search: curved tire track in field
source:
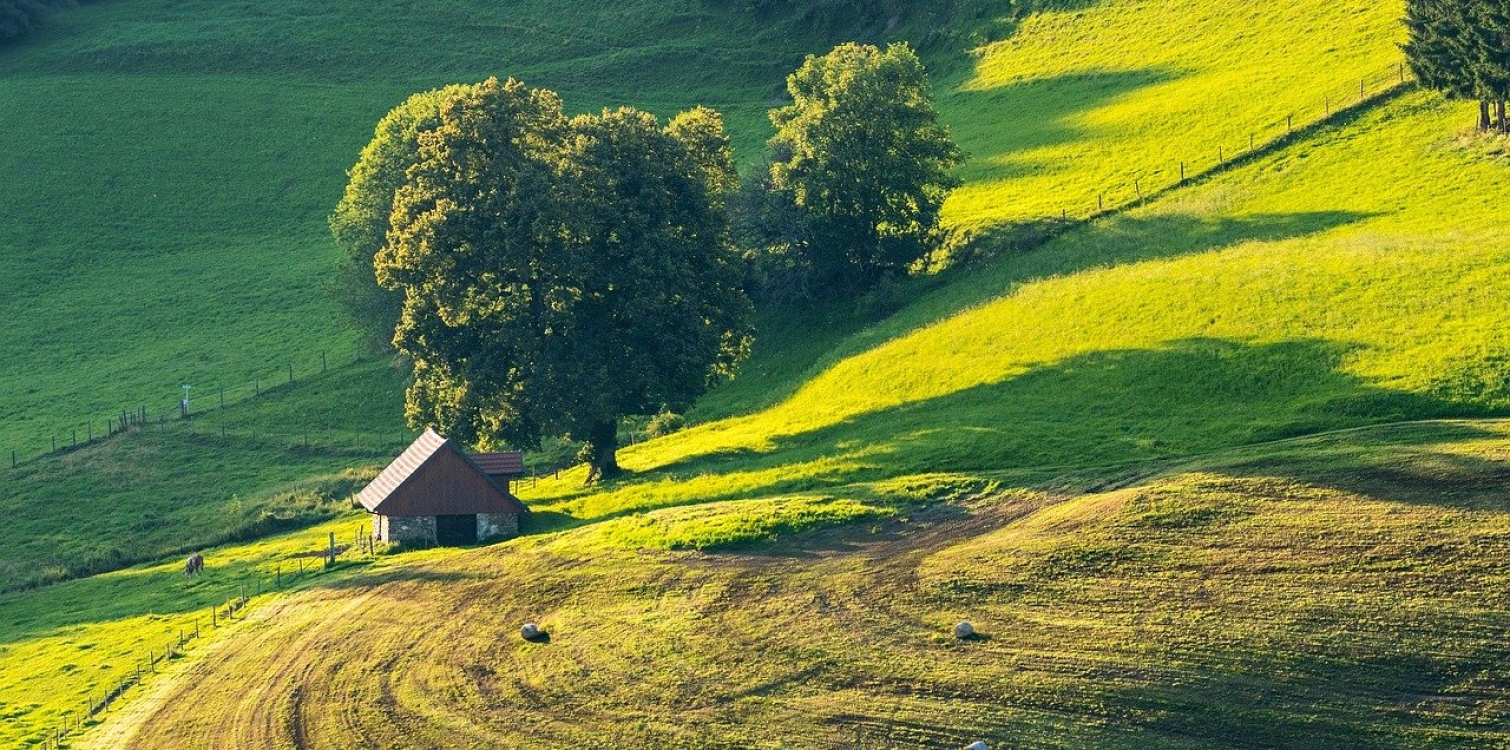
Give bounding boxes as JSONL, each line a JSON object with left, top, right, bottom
{"left": 110, "top": 477, "right": 1510, "bottom": 749}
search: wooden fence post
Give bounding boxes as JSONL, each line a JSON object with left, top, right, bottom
{"left": 287, "top": 363, "right": 294, "bottom": 384}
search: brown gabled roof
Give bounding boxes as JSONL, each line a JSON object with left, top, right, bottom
{"left": 472, "top": 451, "right": 524, "bottom": 476}
{"left": 358, "top": 429, "right": 529, "bottom": 517}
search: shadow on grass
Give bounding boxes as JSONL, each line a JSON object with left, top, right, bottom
{"left": 1210, "top": 420, "right": 1510, "bottom": 512}
{"left": 702, "top": 208, "right": 1376, "bottom": 427}
{"left": 950, "top": 69, "right": 1183, "bottom": 184}
{"left": 601, "top": 337, "right": 1491, "bottom": 522}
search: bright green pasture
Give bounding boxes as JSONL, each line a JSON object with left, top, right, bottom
{"left": 938, "top": 0, "right": 1410, "bottom": 233}
{"left": 531, "top": 92, "right": 1510, "bottom": 523}
{"left": 0, "top": 0, "right": 1416, "bottom": 470}
{"left": 0, "top": 512, "right": 398, "bottom": 750}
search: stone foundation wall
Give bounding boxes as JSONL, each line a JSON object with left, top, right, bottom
{"left": 373, "top": 512, "right": 518, "bottom": 543}
{"left": 478, "top": 512, "right": 519, "bottom": 540}
{"left": 375, "top": 513, "right": 437, "bottom": 543}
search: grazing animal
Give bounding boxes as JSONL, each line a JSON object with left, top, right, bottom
{"left": 184, "top": 553, "right": 204, "bottom": 577}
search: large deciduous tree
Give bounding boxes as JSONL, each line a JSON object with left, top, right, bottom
{"left": 1405, "top": 0, "right": 1510, "bottom": 132}
{"left": 768, "top": 41, "right": 961, "bottom": 289}
{"left": 373, "top": 78, "right": 752, "bottom": 481}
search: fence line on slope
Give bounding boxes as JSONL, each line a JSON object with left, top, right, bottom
{"left": 1048, "top": 61, "right": 1415, "bottom": 226}
{"left": 31, "top": 528, "right": 376, "bottom": 750}
{"left": 3, "top": 348, "right": 368, "bottom": 473}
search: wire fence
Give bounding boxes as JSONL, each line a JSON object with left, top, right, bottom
{"left": 30, "top": 526, "right": 377, "bottom": 750}
{"left": 4, "top": 349, "right": 362, "bottom": 472}
{"left": 1049, "top": 60, "right": 1415, "bottom": 225}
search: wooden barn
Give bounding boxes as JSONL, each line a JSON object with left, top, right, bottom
{"left": 358, "top": 428, "right": 529, "bottom": 545}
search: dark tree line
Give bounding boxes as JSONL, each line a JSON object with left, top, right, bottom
{"left": 0, "top": 0, "right": 72, "bottom": 44}
{"left": 1405, "top": 0, "right": 1510, "bottom": 132}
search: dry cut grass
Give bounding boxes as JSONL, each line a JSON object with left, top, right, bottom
{"left": 93, "top": 420, "right": 1510, "bottom": 749}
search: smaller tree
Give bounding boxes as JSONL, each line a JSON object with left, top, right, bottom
{"left": 768, "top": 42, "right": 961, "bottom": 290}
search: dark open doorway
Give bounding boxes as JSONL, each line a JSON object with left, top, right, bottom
{"left": 436, "top": 514, "right": 478, "bottom": 545}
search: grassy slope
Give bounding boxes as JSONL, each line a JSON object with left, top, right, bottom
{"left": 527, "top": 90, "right": 1510, "bottom": 525}
{"left": 938, "top": 0, "right": 1407, "bottom": 232}
{"left": 93, "top": 420, "right": 1510, "bottom": 749}
{"left": 45, "top": 86, "right": 1510, "bottom": 750}
{"left": 1, "top": 0, "right": 1509, "bottom": 745}
{"left": 0, "top": 0, "right": 821, "bottom": 465}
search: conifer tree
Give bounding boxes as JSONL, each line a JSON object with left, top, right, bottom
{"left": 1405, "top": 0, "right": 1510, "bottom": 132}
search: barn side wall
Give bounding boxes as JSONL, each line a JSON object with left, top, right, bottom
{"left": 478, "top": 512, "right": 519, "bottom": 541}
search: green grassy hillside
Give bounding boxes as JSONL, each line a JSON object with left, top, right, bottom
{"left": 3, "top": 0, "right": 1510, "bottom": 746}
{"left": 0, "top": 0, "right": 832, "bottom": 467}
{"left": 937, "top": 0, "right": 1409, "bottom": 233}
{"left": 0, "top": 0, "right": 1408, "bottom": 468}
{"left": 527, "top": 90, "right": 1510, "bottom": 526}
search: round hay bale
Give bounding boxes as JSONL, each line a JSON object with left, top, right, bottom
{"left": 520, "top": 623, "right": 542, "bottom": 641}
{"left": 964, "top": 742, "right": 989, "bottom": 750}
{"left": 954, "top": 621, "right": 975, "bottom": 639}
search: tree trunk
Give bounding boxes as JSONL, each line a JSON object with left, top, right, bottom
{"left": 584, "top": 419, "right": 621, "bottom": 484}
{"left": 1500, "top": 100, "right": 1508, "bottom": 134}
{"left": 1480, "top": 99, "right": 1492, "bottom": 132}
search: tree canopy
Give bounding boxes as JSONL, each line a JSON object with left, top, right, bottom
{"left": 1404, "top": 0, "right": 1510, "bottom": 132}
{"left": 372, "top": 78, "right": 752, "bottom": 480}
{"left": 330, "top": 85, "right": 471, "bottom": 352}
{"left": 767, "top": 42, "right": 961, "bottom": 290}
